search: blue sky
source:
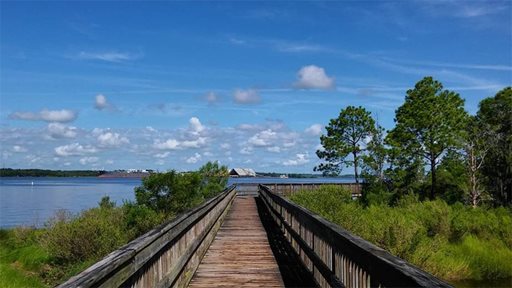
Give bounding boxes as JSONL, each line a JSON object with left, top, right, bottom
{"left": 1, "top": 1, "right": 511, "bottom": 172}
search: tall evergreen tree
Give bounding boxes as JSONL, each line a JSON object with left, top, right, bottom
{"left": 315, "top": 106, "right": 376, "bottom": 183}
{"left": 386, "top": 77, "right": 468, "bottom": 199}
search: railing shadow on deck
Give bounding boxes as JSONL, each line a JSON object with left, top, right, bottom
{"left": 258, "top": 184, "right": 453, "bottom": 288}
{"left": 58, "top": 185, "right": 237, "bottom": 288}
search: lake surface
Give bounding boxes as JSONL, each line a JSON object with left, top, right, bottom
{"left": 0, "top": 177, "right": 355, "bottom": 228}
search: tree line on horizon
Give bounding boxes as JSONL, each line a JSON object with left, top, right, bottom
{"left": 315, "top": 76, "right": 511, "bottom": 207}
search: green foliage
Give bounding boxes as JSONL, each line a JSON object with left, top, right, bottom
{"left": 134, "top": 161, "right": 228, "bottom": 214}
{"left": 0, "top": 161, "right": 228, "bottom": 287}
{"left": 0, "top": 228, "right": 48, "bottom": 287}
{"left": 122, "top": 202, "right": 167, "bottom": 238}
{"left": 290, "top": 187, "right": 512, "bottom": 281}
{"left": 41, "top": 206, "right": 128, "bottom": 264}
{"left": 198, "top": 161, "right": 229, "bottom": 199}
{"left": 434, "top": 151, "right": 467, "bottom": 204}
{"left": 315, "top": 106, "right": 377, "bottom": 182}
{"left": 135, "top": 170, "right": 203, "bottom": 214}
{"left": 386, "top": 76, "right": 468, "bottom": 199}
{"left": 0, "top": 168, "right": 103, "bottom": 177}
{"left": 477, "top": 87, "right": 512, "bottom": 206}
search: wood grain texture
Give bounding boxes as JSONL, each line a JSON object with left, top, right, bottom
{"left": 189, "top": 196, "right": 284, "bottom": 288}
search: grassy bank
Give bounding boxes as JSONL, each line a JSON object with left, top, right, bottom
{"left": 0, "top": 202, "right": 167, "bottom": 287}
{"left": 0, "top": 162, "right": 229, "bottom": 287}
{"left": 289, "top": 186, "right": 512, "bottom": 282}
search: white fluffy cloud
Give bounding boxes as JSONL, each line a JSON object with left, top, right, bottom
{"left": 79, "top": 157, "right": 99, "bottom": 165}
{"left": 294, "top": 65, "right": 335, "bottom": 89}
{"left": 97, "top": 132, "right": 129, "bottom": 147}
{"left": 283, "top": 153, "right": 310, "bottom": 166}
{"left": 267, "top": 146, "right": 281, "bottom": 153}
{"left": 189, "top": 117, "right": 205, "bottom": 134}
{"left": 95, "top": 94, "right": 109, "bottom": 110}
{"left": 153, "top": 139, "right": 180, "bottom": 150}
{"left": 154, "top": 152, "right": 170, "bottom": 158}
{"left": 47, "top": 123, "right": 77, "bottom": 139}
{"left": 305, "top": 124, "right": 323, "bottom": 136}
{"left": 55, "top": 143, "right": 98, "bottom": 156}
{"left": 248, "top": 129, "right": 277, "bottom": 147}
{"left": 10, "top": 109, "right": 77, "bottom": 123}
{"left": 233, "top": 89, "right": 261, "bottom": 104}
{"left": 186, "top": 153, "right": 202, "bottom": 164}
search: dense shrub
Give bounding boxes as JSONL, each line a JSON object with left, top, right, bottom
{"left": 289, "top": 186, "right": 512, "bottom": 281}
{"left": 41, "top": 205, "right": 128, "bottom": 263}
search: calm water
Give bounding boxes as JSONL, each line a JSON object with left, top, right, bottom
{"left": 0, "top": 177, "right": 354, "bottom": 228}
{"left": 0, "top": 177, "right": 141, "bottom": 228}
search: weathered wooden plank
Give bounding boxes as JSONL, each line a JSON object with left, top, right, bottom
{"left": 188, "top": 197, "right": 284, "bottom": 288}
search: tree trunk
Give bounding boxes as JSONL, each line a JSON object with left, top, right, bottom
{"left": 353, "top": 151, "right": 359, "bottom": 184}
{"left": 430, "top": 159, "right": 436, "bottom": 200}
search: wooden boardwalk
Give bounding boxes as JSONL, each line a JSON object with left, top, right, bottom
{"left": 188, "top": 196, "right": 284, "bottom": 287}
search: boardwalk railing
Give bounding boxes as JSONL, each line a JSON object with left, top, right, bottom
{"left": 259, "top": 184, "right": 452, "bottom": 288}
{"left": 234, "top": 183, "right": 362, "bottom": 197}
{"left": 59, "top": 185, "right": 237, "bottom": 288}
{"left": 258, "top": 182, "right": 362, "bottom": 198}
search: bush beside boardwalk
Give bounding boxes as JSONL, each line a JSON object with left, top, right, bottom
{"left": 289, "top": 185, "right": 512, "bottom": 283}
{"left": 0, "top": 162, "right": 228, "bottom": 287}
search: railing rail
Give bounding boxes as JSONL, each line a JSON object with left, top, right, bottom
{"left": 244, "top": 182, "right": 362, "bottom": 198}
{"left": 258, "top": 184, "right": 452, "bottom": 288}
{"left": 59, "top": 185, "right": 237, "bottom": 288}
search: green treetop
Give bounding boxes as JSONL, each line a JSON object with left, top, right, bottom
{"left": 386, "top": 76, "right": 468, "bottom": 200}
{"left": 315, "top": 106, "right": 377, "bottom": 183}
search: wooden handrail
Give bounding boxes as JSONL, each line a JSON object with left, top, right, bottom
{"left": 258, "top": 184, "right": 452, "bottom": 288}
{"left": 59, "top": 185, "right": 237, "bottom": 288}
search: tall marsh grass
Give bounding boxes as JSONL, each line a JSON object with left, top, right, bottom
{"left": 289, "top": 186, "right": 512, "bottom": 281}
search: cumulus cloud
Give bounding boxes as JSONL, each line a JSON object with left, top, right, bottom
{"left": 154, "top": 152, "right": 170, "bottom": 158}
{"left": 189, "top": 117, "right": 205, "bottom": 135}
{"left": 10, "top": 109, "right": 77, "bottom": 123}
{"left": 55, "top": 143, "right": 98, "bottom": 156}
{"left": 186, "top": 153, "right": 202, "bottom": 164}
{"left": 283, "top": 153, "right": 310, "bottom": 166}
{"left": 305, "top": 124, "right": 323, "bottom": 136}
{"left": 153, "top": 137, "right": 207, "bottom": 150}
{"left": 97, "top": 132, "right": 129, "bottom": 147}
{"left": 94, "top": 94, "right": 109, "bottom": 110}
{"left": 79, "top": 157, "right": 99, "bottom": 165}
{"left": 233, "top": 89, "right": 261, "bottom": 104}
{"left": 153, "top": 139, "right": 180, "bottom": 150}
{"left": 181, "top": 137, "right": 207, "bottom": 149}
{"left": 294, "top": 65, "right": 335, "bottom": 89}
{"left": 248, "top": 129, "right": 277, "bottom": 147}
{"left": 146, "top": 126, "right": 157, "bottom": 132}
{"left": 47, "top": 123, "right": 77, "bottom": 139}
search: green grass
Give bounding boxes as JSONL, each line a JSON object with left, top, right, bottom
{"left": 289, "top": 186, "right": 512, "bottom": 282}
{"left": 0, "top": 229, "right": 48, "bottom": 288}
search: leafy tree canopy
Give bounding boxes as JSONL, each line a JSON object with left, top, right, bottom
{"left": 386, "top": 77, "right": 468, "bottom": 199}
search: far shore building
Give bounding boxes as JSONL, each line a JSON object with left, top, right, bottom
{"left": 229, "top": 168, "right": 256, "bottom": 177}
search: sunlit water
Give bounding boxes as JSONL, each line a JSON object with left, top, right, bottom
{"left": 0, "top": 176, "right": 354, "bottom": 228}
